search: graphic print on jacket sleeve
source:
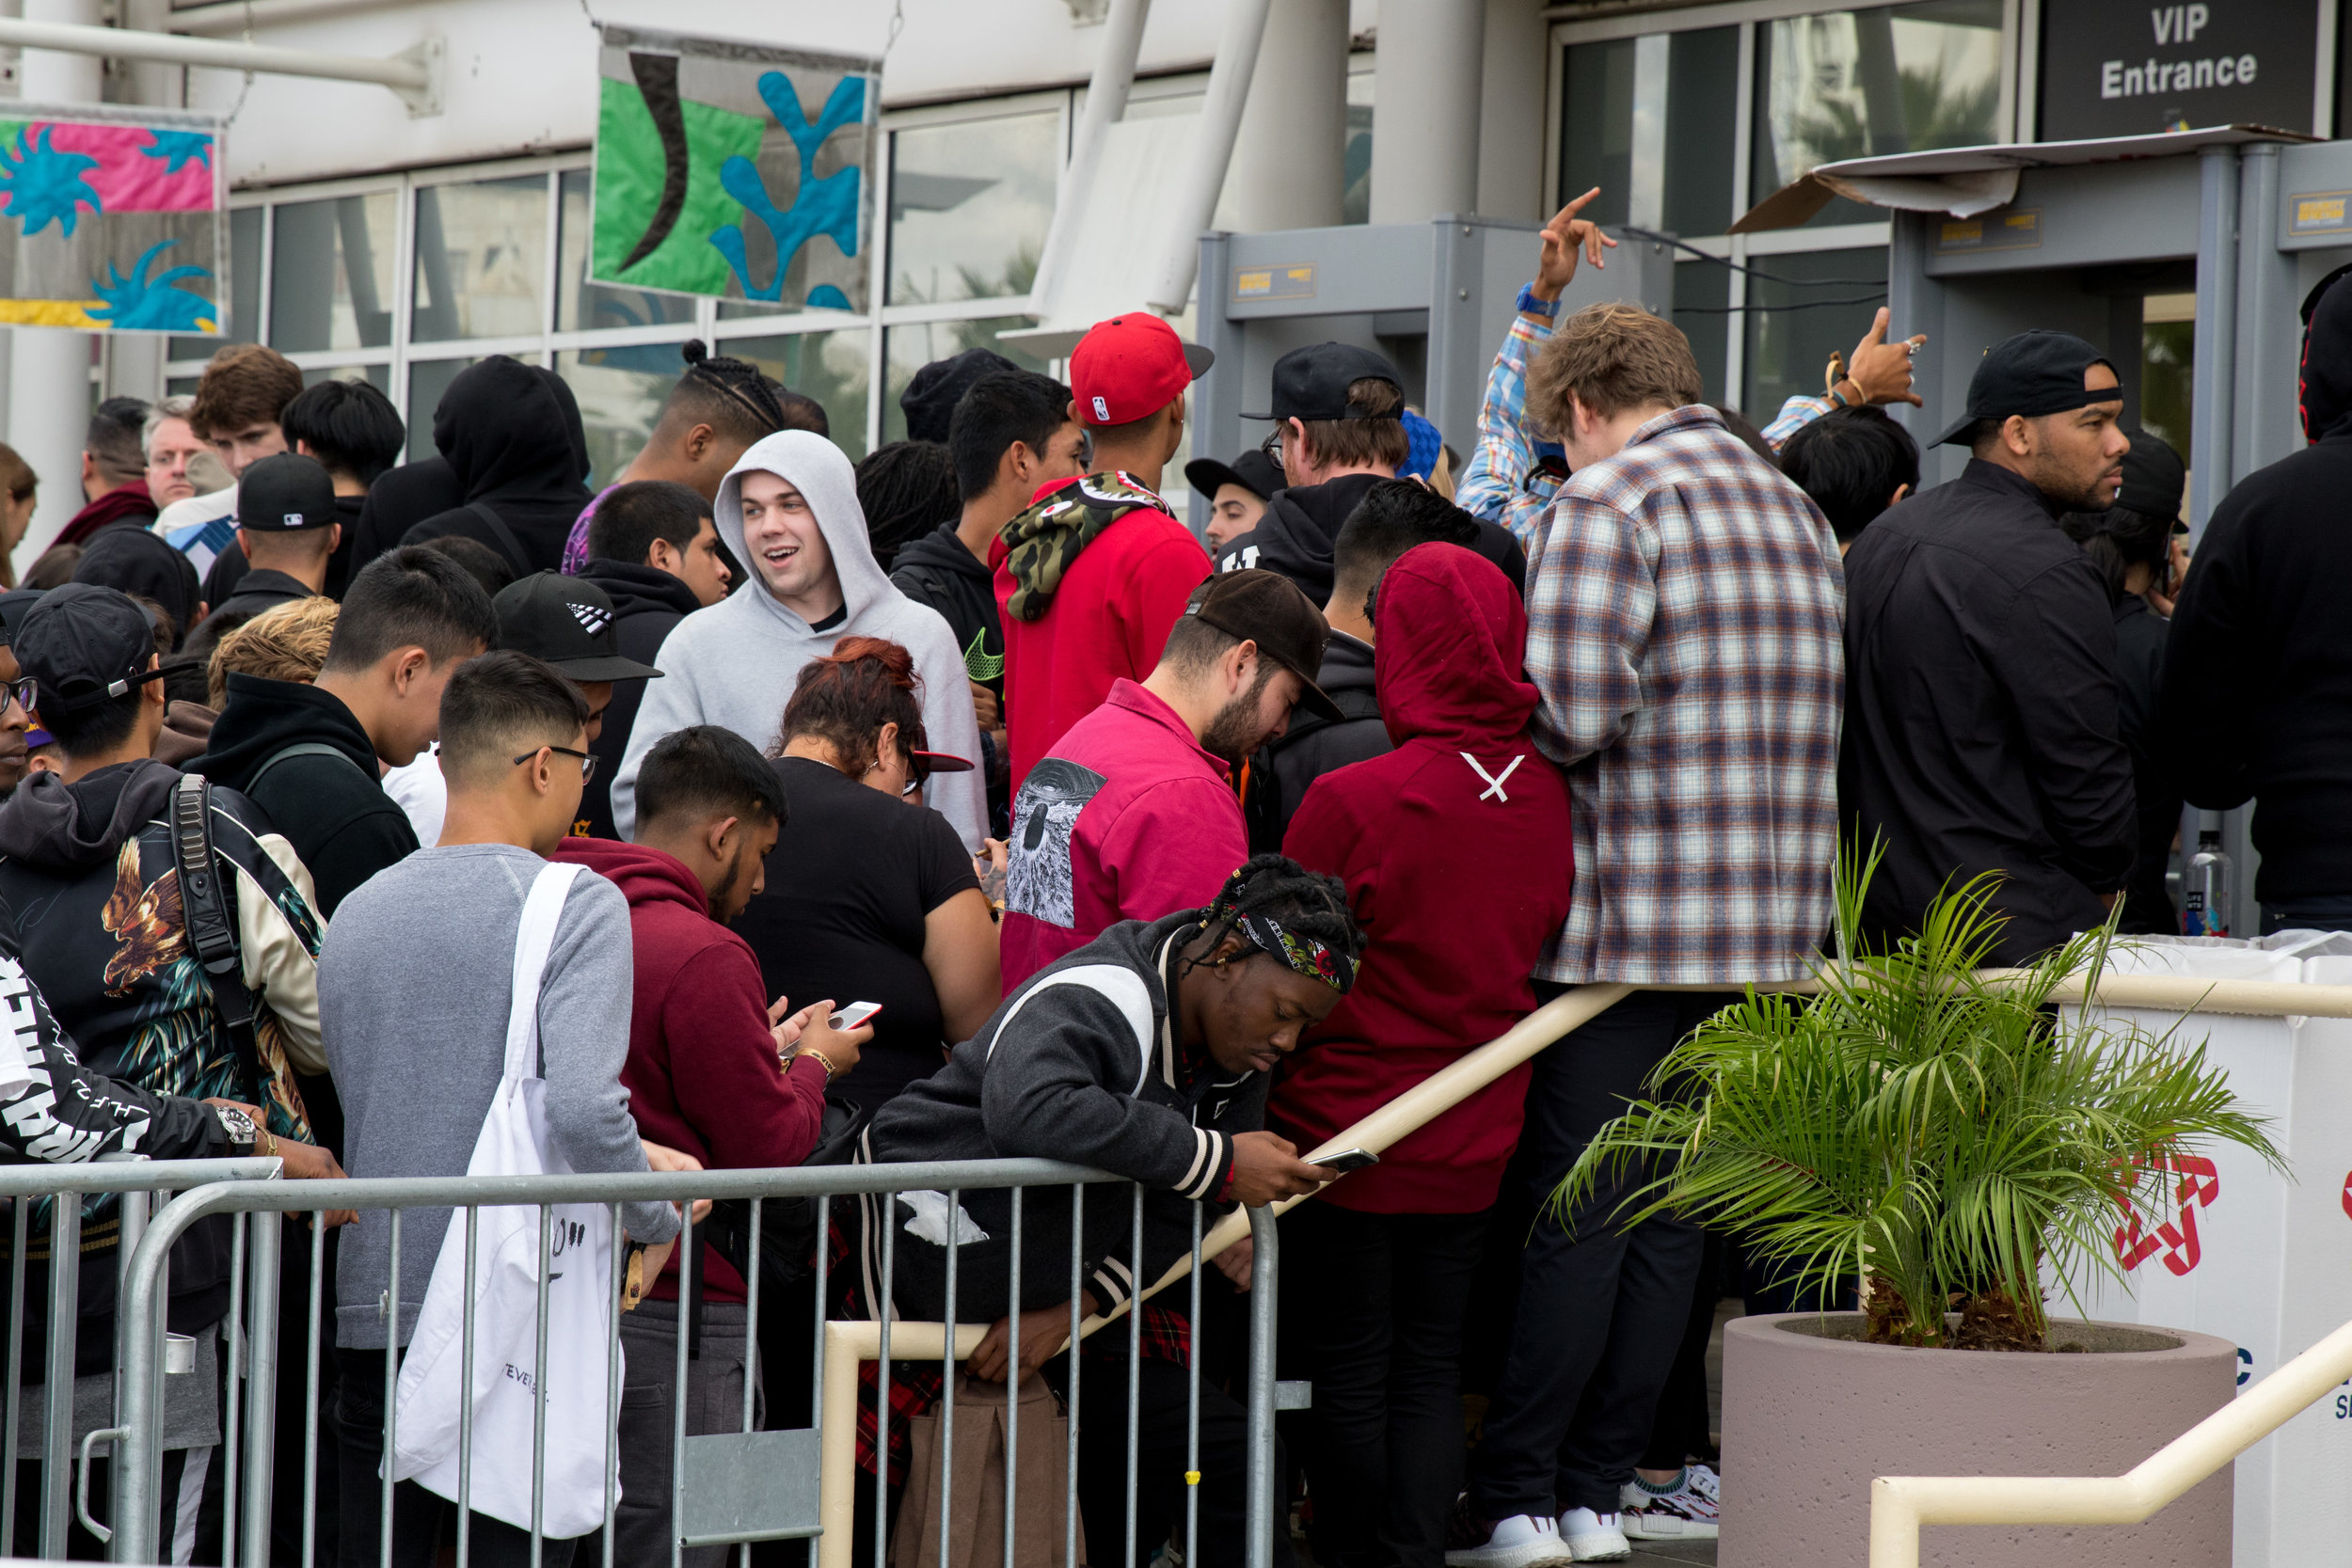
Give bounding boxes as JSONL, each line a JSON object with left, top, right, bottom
{"left": 1005, "top": 758, "right": 1106, "bottom": 930}
{"left": 101, "top": 839, "right": 184, "bottom": 995}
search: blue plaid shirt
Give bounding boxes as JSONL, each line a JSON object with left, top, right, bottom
{"left": 1455, "top": 309, "right": 1563, "bottom": 547}
{"left": 1526, "top": 405, "right": 1847, "bottom": 985}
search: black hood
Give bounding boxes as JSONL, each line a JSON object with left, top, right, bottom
{"left": 356, "top": 456, "right": 467, "bottom": 551}
{"left": 2304, "top": 265, "right": 2352, "bottom": 441}
{"left": 891, "top": 520, "right": 993, "bottom": 586}
{"left": 196, "top": 673, "right": 381, "bottom": 791}
{"left": 433, "top": 357, "right": 594, "bottom": 506}
{"left": 0, "top": 758, "right": 181, "bottom": 873}
{"left": 578, "top": 558, "right": 706, "bottom": 621}
{"left": 1318, "top": 628, "right": 1375, "bottom": 697}
{"left": 1231, "top": 473, "right": 1386, "bottom": 604}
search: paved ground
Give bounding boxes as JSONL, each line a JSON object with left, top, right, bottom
{"left": 1632, "top": 1535, "right": 1719, "bottom": 1564}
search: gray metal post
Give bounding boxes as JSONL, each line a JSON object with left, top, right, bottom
{"left": 241, "top": 1214, "right": 282, "bottom": 1568}
{"left": 2189, "top": 145, "right": 2240, "bottom": 539}
{"left": 42, "top": 1195, "right": 81, "bottom": 1560}
{"left": 1426, "top": 217, "right": 1483, "bottom": 453}
{"left": 2232, "top": 143, "right": 2298, "bottom": 483}
{"left": 1883, "top": 210, "right": 1947, "bottom": 485}
{"left": 1244, "top": 1206, "right": 1280, "bottom": 1568}
{"left": 1193, "top": 229, "right": 1243, "bottom": 522}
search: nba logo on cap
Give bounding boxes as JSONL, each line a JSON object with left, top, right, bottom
{"left": 1092, "top": 395, "right": 1109, "bottom": 420}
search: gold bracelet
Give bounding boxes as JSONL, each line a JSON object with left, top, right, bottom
{"left": 801, "top": 1048, "right": 838, "bottom": 1084}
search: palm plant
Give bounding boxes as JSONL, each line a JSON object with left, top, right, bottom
{"left": 1559, "top": 841, "right": 2280, "bottom": 1351}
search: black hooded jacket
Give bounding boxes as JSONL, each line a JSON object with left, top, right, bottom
{"left": 2158, "top": 274, "right": 2352, "bottom": 907}
{"left": 350, "top": 457, "right": 467, "bottom": 581}
{"left": 1214, "top": 472, "right": 1528, "bottom": 602}
{"left": 891, "top": 520, "right": 1011, "bottom": 832}
{"left": 196, "top": 673, "right": 419, "bottom": 920}
{"left": 399, "top": 358, "right": 594, "bottom": 576}
{"left": 574, "top": 558, "right": 705, "bottom": 840}
{"left": 1245, "top": 630, "right": 1387, "bottom": 854}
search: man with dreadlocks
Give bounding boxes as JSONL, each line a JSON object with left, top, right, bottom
{"left": 869, "top": 853, "right": 1362, "bottom": 1568}
{"left": 559, "top": 340, "right": 811, "bottom": 575}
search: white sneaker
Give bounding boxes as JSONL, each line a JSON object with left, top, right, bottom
{"left": 1559, "top": 1508, "right": 1631, "bottom": 1561}
{"left": 1618, "top": 1467, "right": 1721, "bottom": 1541}
{"left": 1443, "top": 1513, "right": 1576, "bottom": 1568}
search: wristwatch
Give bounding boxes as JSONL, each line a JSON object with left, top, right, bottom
{"left": 1515, "top": 282, "right": 1558, "bottom": 319}
{"left": 213, "top": 1102, "right": 258, "bottom": 1156}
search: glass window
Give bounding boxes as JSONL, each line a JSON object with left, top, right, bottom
{"left": 1752, "top": 0, "right": 2004, "bottom": 229}
{"left": 1673, "top": 259, "right": 1731, "bottom": 405}
{"left": 173, "top": 206, "right": 263, "bottom": 359}
{"left": 1664, "top": 29, "right": 1740, "bottom": 239}
{"left": 1558, "top": 39, "right": 1635, "bottom": 227}
{"left": 304, "top": 364, "right": 391, "bottom": 393}
{"left": 270, "top": 192, "right": 397, "bottom": 353}
{"left": 556, "top": 170, "right": 697, "bottom": 336}
{"left": 1742, "top": 247, "right": 1888, "bottom": 416}
{"left": 880, "top": 320, "right": 1055, "bottom": 448}
{"left": 412, "top": 176, "right": 550, "bottom": 343}
{"left": 887, "top": 109, "right": 1059, "bottom": 307}
{"left": 2140, "top": 293, "right": 2194, "bottom": 455}
{"left": 405, "top": 356, "right": 479, "bottom": 461}
{"left": 721, "top": 331, "right": 872, "bottom": 462}
{"left": 554, "top": 345, "right": 688, "bottom": 490}
{"left": 1343, "top": 68, "right": 1374, "bottom": 227}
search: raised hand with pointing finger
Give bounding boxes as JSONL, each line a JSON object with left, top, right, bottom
{"left": 1532, "top": 186, "right": 1620, "bottom": 306}
{"left": 1835, "top": 306, "right": 1929, "bottom": 407}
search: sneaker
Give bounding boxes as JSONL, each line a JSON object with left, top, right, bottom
{"left": 1617, "top": 1468, "right": 1721, "bottom": 1542}
{"left": 1558, "top": 1508, "right": 1631, "bottom": 1561}
{"left": 1442, "top": 1509, "right": 1576, "bottom": 1568}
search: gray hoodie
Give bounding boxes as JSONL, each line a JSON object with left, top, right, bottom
{"left": 608, "top": 431, "right": 987, "bottom": 850}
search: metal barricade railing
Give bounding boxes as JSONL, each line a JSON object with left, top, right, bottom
{"left": 110, "top": 1159, "right": 1282, "bottom": 1568}
{"left": 0, "top": 1157, "right": 281, "bottom": 1562}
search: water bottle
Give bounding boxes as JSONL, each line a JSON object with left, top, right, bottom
{"left": 2183, "top": 830, "right": 2233, "bottom": 937}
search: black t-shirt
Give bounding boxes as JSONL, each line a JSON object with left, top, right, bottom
{"left": 733, "top": 757, "right": 981, "bottom": 1110}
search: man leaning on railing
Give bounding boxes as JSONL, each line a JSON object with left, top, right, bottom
{"left": 862, "top": 854, "right": 1364, "bottom": 1568}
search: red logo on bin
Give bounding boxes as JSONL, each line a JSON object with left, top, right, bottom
{"left": 2114, "top": 1154, "right": 2218, "bottom": 1276}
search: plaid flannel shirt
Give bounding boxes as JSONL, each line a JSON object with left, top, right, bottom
{"left": 1527, "top": 404, "right": 1846, "bottom": 985}
{"left": 1760, "top": 392, "right": 1836, "bottom": 451}
{"left": 1454, "top": 304, "right": 1562, "bottom": 547}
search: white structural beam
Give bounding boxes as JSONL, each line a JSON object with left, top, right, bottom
{"left": 0, "top": 16, "right": 441, "bottom": 115}
{"left": 1231, "top": 0, "right": 1348, "bottom": 233}
{"left": 1026, "top": 0, "right": 1152, "bottom": 318}
{"left": 1144, "top": 0, "right": 1277, "bottom": 312}
{"left": 1371, "top": 0, "right": 1485, "bottom": 223}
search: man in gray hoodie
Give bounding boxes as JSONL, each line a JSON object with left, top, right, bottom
{"left": 608, "top": 429, "right": 987, "bottom": 849}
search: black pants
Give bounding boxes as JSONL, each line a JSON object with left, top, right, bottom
{"left": 334, "top": 1346, "right": 578, "bottom": 1568}
{"left": 1639, "top": 1230, "right": 1724, "bottom": 1470}
{"left": 1467, "top": 987, "right": 1721, "bottom": 1520}
{"left": 1282, "top": 1202, "right": 1486, "bottom": 1568}
{"left": 275, "top": 1219, "right": 341, "bottom": 1568}
{"left": 1053, "top": 1355, "right": 1294, "bottom": 1568}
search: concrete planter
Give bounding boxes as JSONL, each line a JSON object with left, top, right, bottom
{"left": 1719, "top": 1312, "right": 2238, "bottom": 1568}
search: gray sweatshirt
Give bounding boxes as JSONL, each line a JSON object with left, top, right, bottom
{"left": 320, "top": 843, "right": 678, "bottom": 1348}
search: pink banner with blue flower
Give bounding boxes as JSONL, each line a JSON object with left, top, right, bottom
{"left": 0, "top": 104, "right": 226, "bottom": 333}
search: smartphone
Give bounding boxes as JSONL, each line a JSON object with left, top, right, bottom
{"left": 1307, "top": 1148, "right": 1379, "bottom": 1174}
{"left": 829, "top": 1001, "right": 882, "bottom": 1031}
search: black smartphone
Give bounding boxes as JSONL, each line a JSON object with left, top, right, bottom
{"left": 1307, "top": 1148, "right": 1379, "bottom": 1174}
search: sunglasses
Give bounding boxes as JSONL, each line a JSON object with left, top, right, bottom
{"left": 0, "top": 677, "right": 34, "bottom": 717}
{"left": 515, "top": 744, "right": 597, "bottom": 784}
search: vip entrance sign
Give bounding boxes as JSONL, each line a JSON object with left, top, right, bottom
{"left": 2039, "top": 0, "right": 2322, "bottom": 141}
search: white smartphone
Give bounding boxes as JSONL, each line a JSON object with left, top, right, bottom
{"left": 830, "top": 1001, "right": 882, "bottom": 1031}
{"left": 1307, "top": 1147, "right": 1379, "bottom": 1174}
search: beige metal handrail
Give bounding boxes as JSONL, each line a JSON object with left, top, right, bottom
{"left": 1870, "top": 1315, "right": 2352, "bottom": 1567}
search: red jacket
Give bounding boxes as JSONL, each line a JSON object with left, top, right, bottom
{"left": 993, "top": 474, "right": 1211, "bottom": 793}
{"left": 552, "top": 837, "right": 828, "bottom": 1300}
{"left": 1273, "top": 544, "right": 1574, "bottom": 1214}
{"left": 998, "top": 679, "right": 1248, "bottom": 991}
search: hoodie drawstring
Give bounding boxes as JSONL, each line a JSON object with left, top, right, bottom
{"left": 1461, "top": 752, "right": 1524, "bottom": 803}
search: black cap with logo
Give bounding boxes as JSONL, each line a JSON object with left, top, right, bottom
{"left": 1933, "top": 330, "right": 2119, "bottom": 446}
{"left": 237, "top": 451, "right": 340, "bottom": 531}
{"left": 13, "top": 583, "right": 166, "bottom": 713}
{"left": 493, "top": 572, "right": 663, "bottom": 683}
{"left": 1244, "top": 342, "right": 1403, "bottom": 423}
{"left": 1184, "top": 448, "right": 1283, "bottom": 505}
{"left": 1184, "top": 569, "right": 1340, "bottom": 720}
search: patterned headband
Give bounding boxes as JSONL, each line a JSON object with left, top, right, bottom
{"left": 1203, "top": 875, "right": 1357, "bottom": 994}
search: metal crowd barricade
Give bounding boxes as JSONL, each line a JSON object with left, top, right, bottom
{"left": 110, "top": 1159, "right": 1287, "bottom": 1568}
{"left": 0, "top": 1157, "right": 280, "bottom": 1561}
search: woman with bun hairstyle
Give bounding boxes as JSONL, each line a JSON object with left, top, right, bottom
{"left": 732, "top": 635, "right": 1002, "bottom": 1109}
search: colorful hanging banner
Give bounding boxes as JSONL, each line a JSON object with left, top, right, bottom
{"left": 589, "top": 25, "right": 878, "bottom": 311}
{"left": 0, "top": 103, "right": 226, "bottom": 334}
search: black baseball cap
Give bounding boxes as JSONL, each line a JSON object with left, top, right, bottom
{"left": 0, "top": 588, "right": 44, "bottom": 648}
{"left": 1184, "top": 569, "right": 1340, "bottom": 721}
{"left": 237, "top": 452, "right": 339, "bottom": 531}
{"left": 13, "top": 583, "right": 166, "bottom": 713}
{"left": 1184, "top": 448, "right": 1282, "bottom": 504}
{"left": 2115, "top": 428, "right": 2187, "bottom": 530}
{"left": 1244, "top": 343, "right": 1402, "bottom": 423}
{"left": 493, "top": 572, "right": 663, "bottom": 682}
{"left": 1933, "top": 330, "right": 2120, "bottom": 446}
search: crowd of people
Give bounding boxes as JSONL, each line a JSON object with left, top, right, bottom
{"left": 0, "top": 176, "right": 2310, "bottom": 1568}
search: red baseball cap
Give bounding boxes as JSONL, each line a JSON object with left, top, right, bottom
{"left": 1070, "top": 313, "right": 1215, "bottom": 428}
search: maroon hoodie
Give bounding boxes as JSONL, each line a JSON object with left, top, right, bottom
{"left": 553, "top": 836, "right": 828, "bottom": 1300}
{"left": 1271, "top": 543, "right": 1574, "bottom": 1214}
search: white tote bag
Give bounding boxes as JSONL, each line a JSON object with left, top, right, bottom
{"left": 389, "top": 861, "right": 625, "bottom": 1537}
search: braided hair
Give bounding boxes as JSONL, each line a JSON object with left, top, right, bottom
{"left": 1185, "top": 853, "right": 1366, "bottom": 990}
{"left": 854, "top": 440, "right": 960, "bottom": 572}
{"left": 661, "top": 341, "right": 805, "bottom": 446}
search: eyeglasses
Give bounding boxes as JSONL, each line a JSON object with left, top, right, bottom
{"left": 515, "top": 745, "right": 597, "bottom": 784}
{"left": 1257, "top": 426, "right": 1285, "bottom": 463}
{"left": 0, "top": 677, "right": 35, "bottom": 717}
